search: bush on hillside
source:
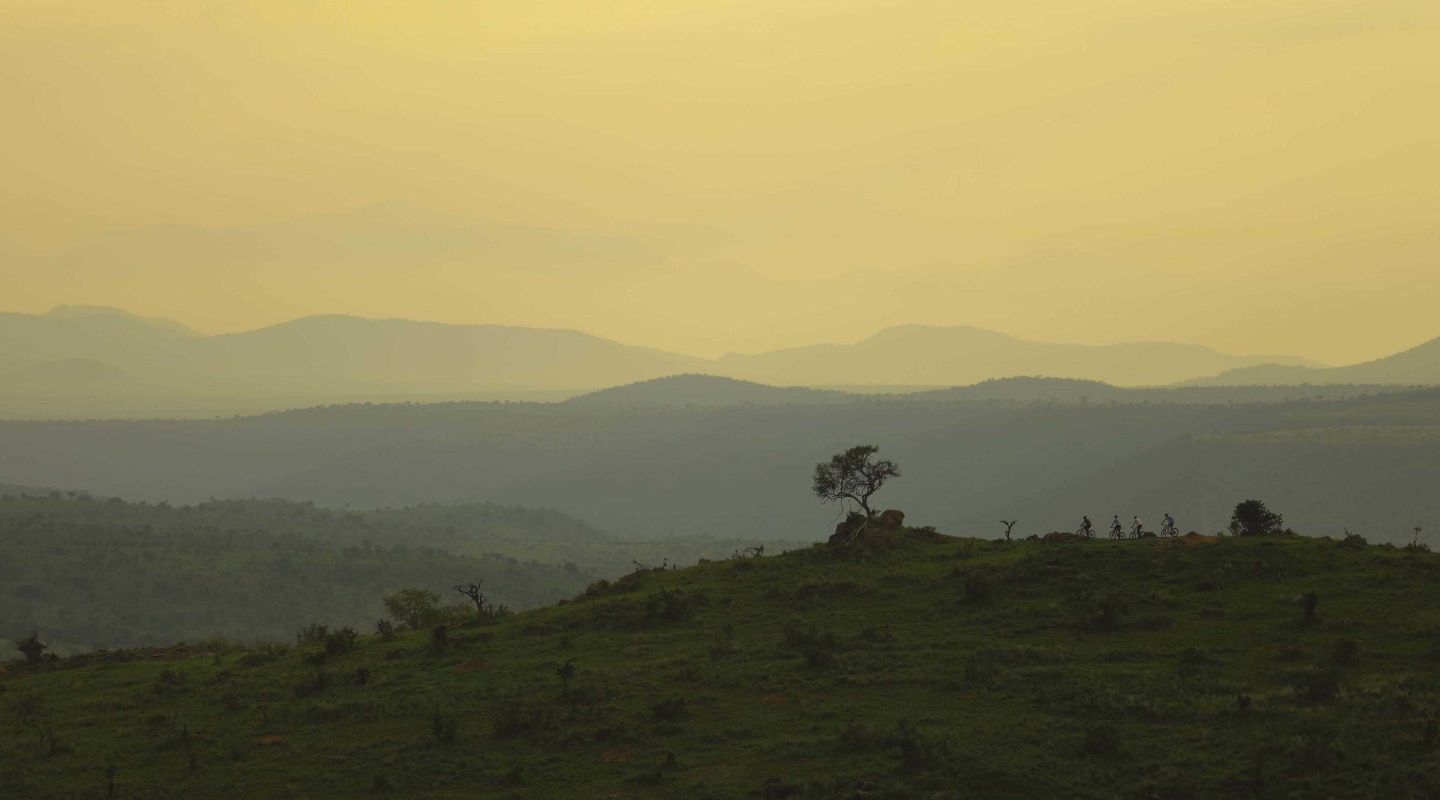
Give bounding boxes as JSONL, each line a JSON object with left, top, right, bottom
{"left": 1229, "top": 499, "right": 1286, "bottom": 536}
{"left": 383, "top": 588, "right": 444, "bottom": 629}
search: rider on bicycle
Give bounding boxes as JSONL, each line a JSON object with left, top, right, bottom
{"left": 1110, "top": 515, "right": 1123, "bottom": 537}
{"left": 1131, "top": 516, "right": 1144, "bottom": 537}
{"left": 1163, "top": 513, "right": 1176, "bottom": 534}
{"left": 1080, "top": 516, "right": 1093, "bottom": 536}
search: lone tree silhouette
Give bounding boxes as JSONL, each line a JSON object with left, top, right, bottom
{"left": 1229, "top": 499, "right": 1285, "bottom": 536}
{"left": 454, "top": 582, "right": 491, "bottom": 617}
{"left": 813, "top": 445, "right": 901, "bottom": 527}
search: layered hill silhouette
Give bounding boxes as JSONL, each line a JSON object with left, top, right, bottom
{"left": 715, "top": 323, "right": 1320, "bottom": 387}
{"left": 0, "top": 306, "right": 1357, "bottom": 417}
{"left": 1188, "top": 335, "right": 1440, "bottom": 386}
{"left": 569, "top": 374, "right": 854, "bottom": 406}
{"left": 2, "top": 385, "right": 1434, "bottom": 542}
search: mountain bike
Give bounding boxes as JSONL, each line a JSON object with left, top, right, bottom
{"left": 1160, "top": 521, "right": 1179, "bottom": 537}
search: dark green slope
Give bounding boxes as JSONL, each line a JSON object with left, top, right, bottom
{"left": 4, "top": 531, "right": 1440, "bottom": 799}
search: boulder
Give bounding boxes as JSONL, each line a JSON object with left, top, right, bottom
{"left": 877, "top": 509, "right": 906, "bottom": 529}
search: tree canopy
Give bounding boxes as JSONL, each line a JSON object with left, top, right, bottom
{"left": 812, "top": 445, "right": 901, "bottom": 518}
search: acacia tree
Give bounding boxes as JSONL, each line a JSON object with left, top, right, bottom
{"left": 812, "top": 445, "right": 901, "bottom": 522}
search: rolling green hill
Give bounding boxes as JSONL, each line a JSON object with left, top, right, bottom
{"left": 4, "top": 529, "right": 1438, "bottom": 798}
{"left": 0, "top": 493, "right": 809, "bottom": 655}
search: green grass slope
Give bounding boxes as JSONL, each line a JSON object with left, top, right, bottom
{"left": 4, "top": 532, "right": 1440, "bottom": 799}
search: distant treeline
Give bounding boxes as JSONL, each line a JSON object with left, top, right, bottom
{"left": 0, "top": 493, "right": 801, "bottom": 654}
{"left": 1, "top": 386, "right": 1436, "bottom": 542}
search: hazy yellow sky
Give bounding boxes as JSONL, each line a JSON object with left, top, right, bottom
{"left": 2, "top": 0, "right": 1437, "bottom": 362}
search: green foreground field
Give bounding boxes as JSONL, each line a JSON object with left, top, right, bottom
{"left": 4, "top": 531, "right": 1440, "bottom": 799}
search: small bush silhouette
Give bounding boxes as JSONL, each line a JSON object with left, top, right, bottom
{"left": 375, "top": 619, "right": 396, "bottom": 641}
{"left": 1229, "top": 499, "right": 1285, "bottom": 536}
{"left": 16, "top": 632, "right": 48, "bottom": 665}
{"left": 324, "top": 627, "right": 359, "bottom": 656}
{"left": 383, "top": 588, "right": 444, "bottom": 630}
{"left": 296, "top": 623, "right": 329, "bottom": 646}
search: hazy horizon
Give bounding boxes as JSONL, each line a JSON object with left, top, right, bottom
{"left": 4, "top": 1, "right": 1439, "bottom": 364}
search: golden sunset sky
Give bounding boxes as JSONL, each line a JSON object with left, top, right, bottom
{"left": 2, "top": 0, "right": 1437, "bottom": 362}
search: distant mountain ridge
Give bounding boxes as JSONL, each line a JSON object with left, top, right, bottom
{"left": 1187, "top": 335, "right": 1440, "bottom": 386}
{"left": 569, "top": 374, "right": 854, "bottom": 406}
{"left": 2, "top": 305, "right": 1425, "bottom": 418}
{"left": 715, "top": 324, "right": 1320, "bottom": 387}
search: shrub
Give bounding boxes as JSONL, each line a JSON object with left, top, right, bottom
{"left": 644, "top": 588, "right": 697, "bottom": 623}
{"left": 375, "top": 619, "right": 396, "bottom": 641}
{"left": 1229, "top": 499, "right": 1285, "bottom": 536}
{"left": 383, "top": 588, "right": 444, "bottom": 629}
{"left": 429, "top": 626, "right": 449, "bottom": 653}
{"left": 324, "top": 627, "right": 359, "bottom": 656}
{"left": 296, "top": 624, "right": 329, "bottom": 646}
{"left": 15, "top": 633, "right": 48, "bottom": 665}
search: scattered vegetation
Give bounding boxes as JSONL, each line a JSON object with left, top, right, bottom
{"left": 5, "top": 528, "right": 1440, "bottom": 798}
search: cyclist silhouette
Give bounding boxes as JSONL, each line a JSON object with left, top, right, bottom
{"left": 1110, "top": 516, "right": 1123, "bottom": 538}
{"left": 1131, "top": 516, "right": 1144, "bottom": 537}
{"left": 1078, "top": 516, "right": 1094, "bottom": 536}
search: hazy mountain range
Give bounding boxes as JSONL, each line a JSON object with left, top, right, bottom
{"left": 4, "top": 304, "right": 1405, "bottom": 418}
{"left": 1185, "top": 336, "right": 1440, "bottom": 387}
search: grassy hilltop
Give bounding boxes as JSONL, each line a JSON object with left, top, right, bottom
{"left": 4, "top": 530, "right": 1440, "bottom": 799}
